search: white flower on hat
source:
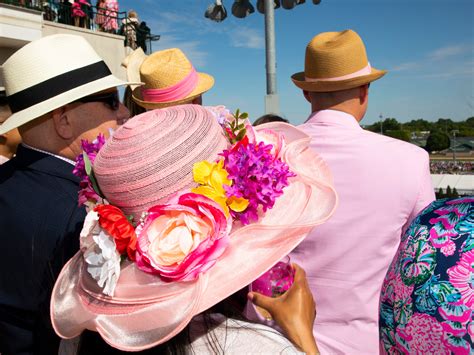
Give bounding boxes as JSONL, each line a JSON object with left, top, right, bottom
{"left": 80, "top": 211, "right": 121, "bottom": 296}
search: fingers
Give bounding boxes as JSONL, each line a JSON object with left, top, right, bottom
{"left": 291, "top": 263, "right": 306, "bottom": 282}
{"left": 248, "top": 291, "right": 275, "bottom": 312}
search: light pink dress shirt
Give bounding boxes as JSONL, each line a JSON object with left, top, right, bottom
{"left": 291, "top": 110, "right": 435, "bottom": 354}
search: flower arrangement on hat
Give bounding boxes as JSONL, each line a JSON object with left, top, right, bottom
{"left": 73, "top": 106, "right": 296, "bottom": 296}
{"left": 52, "top": 104, "right": 337, "bottom": 351}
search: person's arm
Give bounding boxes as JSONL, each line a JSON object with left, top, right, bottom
{"left": 404, "top": 151, "right": 435, "bottom": 232}
{"left": 248, "top": 264, "right": 319, "bottom": 355}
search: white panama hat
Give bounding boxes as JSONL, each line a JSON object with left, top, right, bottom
{"left": 0, "top": 34, "right": 140, "bottom": 135}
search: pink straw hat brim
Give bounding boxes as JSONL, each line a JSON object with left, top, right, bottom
{"left": 51, "top": 123, "right": 338, "bottom": 351}
{"left": 132, "top": 72, "right": 214, "bottom": 109}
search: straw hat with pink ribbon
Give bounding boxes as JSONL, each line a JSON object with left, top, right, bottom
{"left": 132, "top": 48, "right": 214, "bottom": 109}
{"left": 292, "top": 29, "right": 386, "bottom": 92}
{"left": 50, "top": 104, "right": 338, "bottom": 351}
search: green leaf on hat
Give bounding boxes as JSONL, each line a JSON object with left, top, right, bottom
{"left": 83, "top": 152, "right": 92, "bottom": 176}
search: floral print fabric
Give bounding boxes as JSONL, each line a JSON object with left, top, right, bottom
{"left": 380, "top": 197, "right": 474, "bottom": 354}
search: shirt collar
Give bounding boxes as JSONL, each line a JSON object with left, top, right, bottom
{"left": 21, "top": 143, "right": 76, "bottom": 166}
{"left": 305, "top": 109, "right": 362, "bottom": 130}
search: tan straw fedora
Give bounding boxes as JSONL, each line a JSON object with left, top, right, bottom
{"left": 132, "top": 48, "right": 214, "bottom": 109}
{"left": 292, "top": 29, "right": 386, "bottom": 92}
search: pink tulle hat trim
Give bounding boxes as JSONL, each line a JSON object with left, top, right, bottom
{"left": 51, "top": 105, "right": 339, "bottom": 351}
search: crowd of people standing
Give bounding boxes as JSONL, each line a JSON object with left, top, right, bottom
{"left": 430, "top": 160, "right": 473, "bottom": 174}
{"left": 40, "top": 0, "right": 120, "bottom": 33}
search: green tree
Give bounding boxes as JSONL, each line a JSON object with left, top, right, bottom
{"left": 403, "top": 119, "right": 433, "bottom": 132}
{"left": 436, "top": 118, "right": 455, "bottom": 133}
{"left": 452, "top": 187, "right": 459, "bottom": 198}
{"left": 465, "top": 117, "right": 474, "bottom": 127}
{"left": 425, "top": 131, "right": 450, "bottom": 152}
{"left": 383, "top": 118, "right": 401, "bottom": 131}
{"left": 436, "top": 188, "right": 445, "bottom": 199}
{"left": 385, "top": 130, "right": 411, "bottom": 142}
{"left": 446, "top": 185, "right": 452, "bottom": 197}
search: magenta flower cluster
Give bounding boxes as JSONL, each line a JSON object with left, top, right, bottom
{"left": 73, "top": 134, "right": 106, "bottom": 206}
{"left": 73, "top": 134, "right": 106, "bottom": 179}
{"left": 221, "top": 141, "right": 295, "bottom": 224}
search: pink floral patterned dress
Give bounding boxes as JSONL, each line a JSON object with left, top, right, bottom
{"left": 380, "top": 197, "right": 474, "bottom": 354}
{"left": 102, "top": 0, "right": 118, "bottom": 32}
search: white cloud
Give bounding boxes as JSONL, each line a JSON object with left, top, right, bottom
{"left": 428, "top": 44, "right": 472, "bottom": 61}
{"left": 229, "top": 27, "right": 264, "bottom": 49}
{"left": 143, "top": 8, "right": 264, "bottom": 52}
{"left": 420, "top": 61, "right": 474, "bottom": 79}
{"left": 389, "top": 43, "right": 473, "bottom": 77}
{"left": 390, "top": 61, "right": 419, "bottom": 72}
{"left": 153, "top": 34, "right": 208, "bottom": 68}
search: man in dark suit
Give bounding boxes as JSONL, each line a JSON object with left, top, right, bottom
{"left": 0, "top": 34, "right": 132, "bottom": 354}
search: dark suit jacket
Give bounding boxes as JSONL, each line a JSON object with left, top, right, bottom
{"left": 0, "top": 145, "right": 86, "bottom": 355}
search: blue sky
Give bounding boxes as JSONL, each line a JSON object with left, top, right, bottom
{"left": 120, "top": 0, "right": 473, "bottom": 125}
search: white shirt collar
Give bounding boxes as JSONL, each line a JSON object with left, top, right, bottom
{"left": 0, "top": 155, "right": 9, "bottom": 165}
{"left": 21, "top": 143, "right": 76, "bottom": 166}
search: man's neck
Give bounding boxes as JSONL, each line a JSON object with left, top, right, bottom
{"left": 312, "top": 106, "right": 362, "bottom": 122}
{"left": 0, "top": 147, "right": 14, "bottom": 160}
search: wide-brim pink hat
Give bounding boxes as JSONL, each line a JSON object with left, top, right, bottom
{"left": 51, "top": 105, "right": 338, "bottom": 351}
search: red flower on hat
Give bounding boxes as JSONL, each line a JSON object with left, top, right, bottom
{"left": 95, "top": 205, "right": 137, "bottom": 261}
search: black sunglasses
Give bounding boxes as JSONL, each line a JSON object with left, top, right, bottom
{"left": 74, "top": 91, "right": 120, "bottom": 110}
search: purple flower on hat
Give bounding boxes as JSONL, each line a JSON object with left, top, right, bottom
{"left": 73, "top": 133, "right": 107, "bottom": 208}
{"left": 73, "top": 133, "right": 106, "bottom": 179}
{"left": 221, "top": 140, "right": 296, "bottom": 224}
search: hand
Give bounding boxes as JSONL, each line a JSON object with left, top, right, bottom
{"left": 248, "top": 263, "right": 319, "bottom": 354}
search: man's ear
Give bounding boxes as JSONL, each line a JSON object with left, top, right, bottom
{"left": 0, "top": 133, "right": 6, "bottom": 143}
{"left": 359, "top": 84, "right": 369, "bottom": 105}
{"left": 52, "top": 106, "right": 73, "bottom": 140}
{"left": 303, "top": 90, "right": 312, "bottom": 103}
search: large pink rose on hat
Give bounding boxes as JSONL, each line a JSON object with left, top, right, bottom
{"left": 136, "top": 193, "right": 231, "bottom": 282}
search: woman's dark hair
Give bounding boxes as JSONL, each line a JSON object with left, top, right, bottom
{"left": 253, "top": 114, "right": 289, "bottom": 126}
{"left": 123, "top": 86, "right": 146, "bottom": 117}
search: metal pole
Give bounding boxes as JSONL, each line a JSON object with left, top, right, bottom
{"left": 263, "top": 0, "right": 279, "bottom": 114}
{"left": 379, "top": 114, "right": 383, "bottom": 135}
{"left": 452, "top": 130, "right": 458, "bottom": 163}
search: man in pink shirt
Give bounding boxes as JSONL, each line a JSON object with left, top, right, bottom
{"left": 289, "top": 30, "right": 435, "bottom": 354}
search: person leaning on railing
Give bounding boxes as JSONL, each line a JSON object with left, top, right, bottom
{"left": 95, "top": 0, "right": 106, "bottom": 31}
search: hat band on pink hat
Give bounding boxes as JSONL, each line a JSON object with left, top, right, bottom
{"left": 305, "top": 62, "right": 372, "bottom": 82}
{"left": 141, "top": 67, "right": 199, "bottom": 103}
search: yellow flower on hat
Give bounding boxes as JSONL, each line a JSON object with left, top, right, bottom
{"left": 192, "top": 160, "right": 248, "bottom": 217}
